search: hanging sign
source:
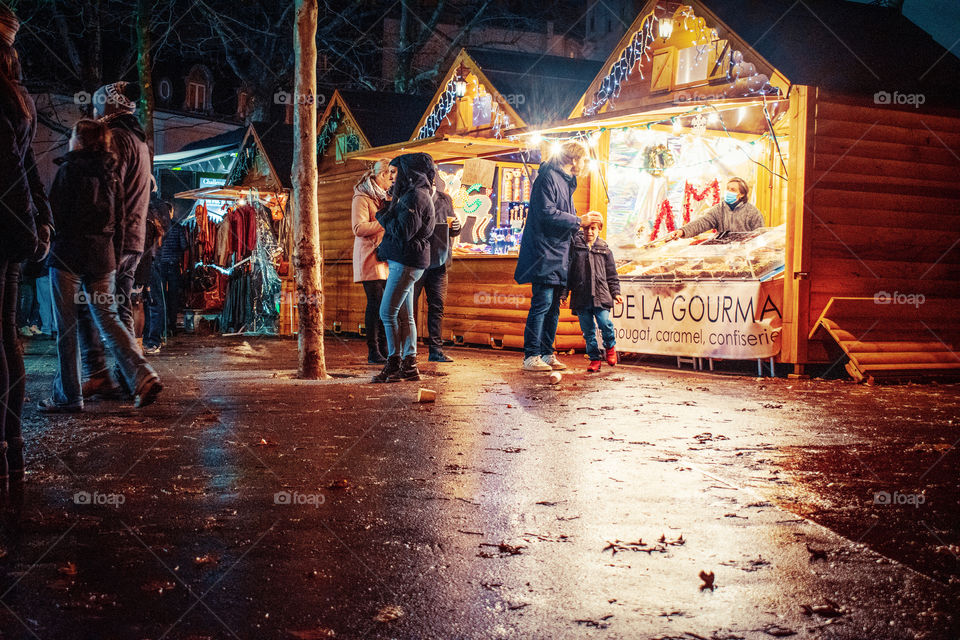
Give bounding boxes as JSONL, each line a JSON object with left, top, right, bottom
{"left": 612, "top": 279, "right": 783, "bottom": 359}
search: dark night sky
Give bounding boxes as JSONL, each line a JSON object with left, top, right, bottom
{"left": 848, "top": 0, "right": 960, "bottom": 56}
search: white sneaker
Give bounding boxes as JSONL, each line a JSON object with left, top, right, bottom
{"left": 541, "top": 354, "right": 567, "bottom": 370}
{"left": 28, "top": 325, "right": 42, "bottom": 335}
{"left": 522, "top": 356, "right": 552, "bottom": 372}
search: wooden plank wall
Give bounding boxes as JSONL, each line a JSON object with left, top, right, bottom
{"left": 804, "top": 90, "right": 960, "bottom": 361}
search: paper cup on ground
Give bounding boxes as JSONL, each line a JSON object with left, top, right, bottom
{"left": 549, "top": 372, "right": 562, "bottom": 384}
{"left": 417, "top": 388, "right": 437, "bottom": 403}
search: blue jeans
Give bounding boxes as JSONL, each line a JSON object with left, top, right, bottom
{"left": 77, "top": 251, "right": 141, "bottom": 379}
{"left": 576, "top": 307, "right": 616, "bottom": 361}
{"left": 379, "top": 261, "right": 424, "bottom": 358}
{"left": 523, "top": 283, "right": 563, "bottom": 359}
{"left": 51, "top": 268, "right": 156, "bottom": 407}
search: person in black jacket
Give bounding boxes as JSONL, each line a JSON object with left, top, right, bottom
{"left": 372, "top": 152, "right": 435, "bottom": 383}
{"left": 563, "top": 219, "right": 622, "bottom": 373}
{"left": 78, "top": 81, "right": 153, "bottom": 399}
{"left": 413, "top": 173, "right": 461, "bottom": 363}
{"left": 514, "top": 142, "right": 601, "bottom": 372}
{"left": 0, "top": 7, "right": 53, "bottom": 482}
{"left": 40, "top": 119, "right": 162, "bottom": 413}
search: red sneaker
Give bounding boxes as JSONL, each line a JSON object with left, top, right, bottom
{"left": 587, "top": 360, "right": 602, "bottom": 373}
{"left": 605, "top": 348, "right": 618, "bottom": 367}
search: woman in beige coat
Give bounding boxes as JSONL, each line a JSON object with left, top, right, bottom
{"left": 352, "top": 159, "right": 395, "bottom": 363}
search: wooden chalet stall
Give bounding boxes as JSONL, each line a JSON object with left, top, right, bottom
{"left": 158, "top": 123, "right": 294, "bottom": 335}
{"left": 332, "top": 48, "right": 602, "bottom": 349}
{"left": 515, "top": 0, "right": 960, "bottom": 379}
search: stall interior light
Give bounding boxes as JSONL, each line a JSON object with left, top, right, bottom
{"left": 588, "top": 159, "right": 600, "bottom": 172}
{"left": 530, "top": 132, "right": 543, "bottom": 145}
{"left": 550, "top": 140, "right": 563, "bottom": 157}
{"left": 454, "top": 78, "right": 467, "bottom": 97}
{"left": 672, "top": 117, "right": 683, "bottom": 134}
{"left": 707, "top": 112, "right": 720, "bottom": 125}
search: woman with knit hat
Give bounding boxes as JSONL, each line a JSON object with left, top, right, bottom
{"left": 0, "top": 4, "right": 55, "bottom": 483}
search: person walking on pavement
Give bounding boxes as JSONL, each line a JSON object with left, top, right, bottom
{"left": 371, "top": 153, "right": 435, "bottom": 383}
{"left": 0, "top": 5, "right": 54, "bottom": 482}
{"left": 40, "top": 119, "right": 162, "bottom": 413}
{"left": 352, "top": 158, "right": 394, "bottom": 364}
{"left": 514, "top": 141, "right": 601, "bottom": 372}
{"left": 139, "top": 193, "right": 170, "bottom": 354}
{"left": 79, "top": 81, "right": 152, "bottom": 398}
{"left": 413, "top": 172, "right": 460, "bottom": 362}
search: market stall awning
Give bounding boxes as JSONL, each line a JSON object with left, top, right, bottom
{"left": 154, "top": 144, "right": 238, "bottom": 173}
{"left": 344, "top": 134, "right": 520, "bottom": 163}
{"left": 174, "top": 186, "right": 289, "bottom": 201}
{"left": 507, "top": 97, "right": 787, "bottom": 136}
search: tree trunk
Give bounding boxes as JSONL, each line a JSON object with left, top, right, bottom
{"left": 136, "top": 0, "right": 155, "bottom": 153}
{"left": 292, "top": 0, "right": 327, "bottom": 379}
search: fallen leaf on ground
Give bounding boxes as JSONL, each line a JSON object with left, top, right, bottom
{"left": 58, "top": 562, "right": 78, "bottom": 576}
{"left": 141, "top": 580, "right": 176, "bottom": 594}
{"left": 326, "top": 479, "right": 351, "bottom": 490}
{"left": 699, "top": 570, "right": 715, "bottom": 591}
{"left": 255, "top": 438, "right": 277, "bottom": 447}
{"left": 801, "top": 599, "right": 844, "bottom": 617}
{"left": 194, "top": 554, "right": 219, "bottom": 567}
{"left": 287, "top": 628, "right": 336, "bottom": 639}
{"left": 761, "top": 623, "right": 796, "bottom": 637}
{"left": 374, "top": 605, "right": 403, "bottom": 622}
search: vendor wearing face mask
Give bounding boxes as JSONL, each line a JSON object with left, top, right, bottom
{"left": 667, "top": 177, "right": 764, "bottom": 240}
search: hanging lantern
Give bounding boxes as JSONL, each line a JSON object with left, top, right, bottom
{"left": 658, "top": 16, "right": 674, "bottom": 40}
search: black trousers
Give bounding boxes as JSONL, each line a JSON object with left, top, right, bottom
{"left": 413, "top": 264, "right": 448, "bottom": 350}
{"left": 0, "top": 260, "right": 24, "bottom": 445}
{"left": 361, "top": 280, "right": 387, "bottom": 355}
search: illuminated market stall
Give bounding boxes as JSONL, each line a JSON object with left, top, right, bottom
{"left": 506, "top": 0, "right": 960, "bottom": 378}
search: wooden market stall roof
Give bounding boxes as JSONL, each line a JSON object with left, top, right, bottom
{"left": 703, "top": 0, "right": 960, "bottom": 108}
{"left": 328, "top": 90, "right": 430, "bottom": 148}
{"left": 462, "top": 48, "right": 603, "bottom": 129}
{"left": 344, "top": 134, "right": 520, "bottom": 163}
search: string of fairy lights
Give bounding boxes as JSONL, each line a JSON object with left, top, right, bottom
{"left": 507, "top": 101, "right": 788, "bottom": 181}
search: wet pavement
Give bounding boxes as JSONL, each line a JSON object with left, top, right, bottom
{"left": 1, "top": 334, "right": 958, "bottom": 639}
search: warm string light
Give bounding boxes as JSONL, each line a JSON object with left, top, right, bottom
{"left": 417, "top": 76, "right": 461, "bottom": 139}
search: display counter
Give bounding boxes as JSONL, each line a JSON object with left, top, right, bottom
{"left": 612, "top": 227, "right": 786, "bottom": 359}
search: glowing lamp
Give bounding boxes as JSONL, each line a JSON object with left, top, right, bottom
{"left": 550, "top": 140, "right": 563, "bottom": 157}
{"left": 659, "top": 17, "right": 674, "bottom": 40}
{"left": 530, "top": 132, "right": 543, "bottom": 145}
{"left": 454, "top": 78, "right": 467, "bottom": 97}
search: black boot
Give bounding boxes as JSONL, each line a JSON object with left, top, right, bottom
{"left": 6, "top": 437, "right": 23, "bottom": 482}
{"left": 367, "top": 346, "right": 387, "bottom": 364}
{"left": 388, "top": 355, "right": 421, "bottom": 382}
{"left": 372, "top": 356, "right": 402, "bottom": 383}
{"left": 429, "top": 348, "right": 453, "bottom": 363}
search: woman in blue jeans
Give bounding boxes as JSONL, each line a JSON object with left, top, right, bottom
{"left": 371, "top": 153, "right": 436, "bottom": 383}
{"left": 40, "top": 120, "right": 162, "bottom": 412}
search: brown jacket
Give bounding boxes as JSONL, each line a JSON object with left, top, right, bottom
{"left": 351, "top": 192, "right": 388, "bottom": 282}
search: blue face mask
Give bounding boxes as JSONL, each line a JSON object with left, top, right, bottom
{"left": 724, "top": 192, "right": 739, "bottom": 206}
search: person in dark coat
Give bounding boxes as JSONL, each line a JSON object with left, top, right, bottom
{"left": 514, "top": 141, "right": 601, "bottom": 372}
{"left": 41, "top": 119, "right": 162, "bottom": 413}
{"left": 668, "top": 177, "right": 764, "bottom": 240}
{"left": 140, "top": 194, "right": 172, "bottom": 354}
{"left": 413, "top": 173, "right": 461, "bottom": 363}
{"left": 78, "top": 81, "right": 153, "bottom": 398}
{"left": 0, "top": 7, "right": 53, "bottom": 482}
{"left": 371, "top": 152, "right": 435, "bottom": 383}
{"left": 563, "top": 219, "right": 622, "bottom": 372}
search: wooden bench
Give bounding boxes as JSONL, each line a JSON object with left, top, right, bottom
{"left": 809, "top": 297, "right": 960, "bottom": 382}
